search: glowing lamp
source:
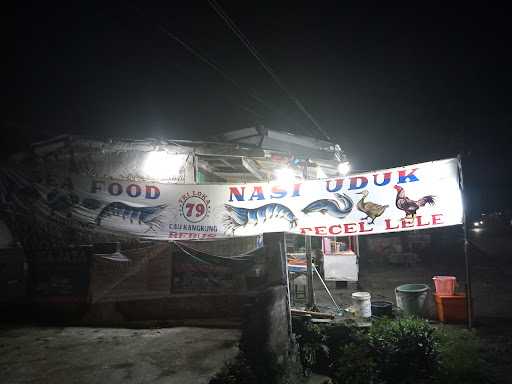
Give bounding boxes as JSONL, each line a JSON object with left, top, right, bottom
{"left": 337, "top": 161, "right": 350, "bottom": 175}
{"left": 274, "top": 167, "right": 296, "bottom": 183}
{"left": 143, "top": 151, "right": 187, "bottom": 181}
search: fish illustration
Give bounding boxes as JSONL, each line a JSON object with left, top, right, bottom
{"left": 301, "top": 193, "right": 353, "bottom": 219}
{"left": 96, "top": 202, "right": 167, "bottom": 232}
{"left": 224, "top": 203, "right": 298, "bottom": 232}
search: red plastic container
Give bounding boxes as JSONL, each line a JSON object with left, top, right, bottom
{"left": 434, "top": 293, "right": 467, "bottom": 323}
{"left": 432, "top": 276, "right": 456, "bottom": 295}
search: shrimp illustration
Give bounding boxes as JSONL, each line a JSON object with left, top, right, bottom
{"left": 95, "top": 202, "right": 167, "bottom": 232}
{"left": 301, "top": 193, "right": 353, "bottom": 219}
{"left": 81, "top": 198, "right": 102, "bottom": 210}
{"left": 224, "top": 203, "right": 298, "bottom": 233}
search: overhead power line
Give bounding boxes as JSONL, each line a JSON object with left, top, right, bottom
{"left": 129, "top": 4, "right": 308, "bottom": 134}
{"left": 207, "top": 0, "right": 332, "bottom": 141}
{"left": 152, "top": 56, "right": 266, "bottom": 123}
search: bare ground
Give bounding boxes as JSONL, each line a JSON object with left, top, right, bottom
{"left": 0, "top": 326, "right": 240, "bottom": 384}
{"left": 307, "top": 227, "right": 512, "bottom": 384}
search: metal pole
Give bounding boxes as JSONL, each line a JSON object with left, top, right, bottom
{"left": 314, "top": 265, "right": 341, "bottom": 312}
{"left": 458, "top": 154, "right": 473, "bottom": 329}
{"left": 305, "top": 235, "right": 315, "bottom": 309}
{"left": 304, "top": 160, "right": 316, "bottom": 310}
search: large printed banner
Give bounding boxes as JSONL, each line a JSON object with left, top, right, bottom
{"left": 22, "top": 158, "right": 463, "bottom": 240}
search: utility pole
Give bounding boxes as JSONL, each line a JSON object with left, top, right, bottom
{"left": 304, "top": 160, "right": 316, "bottom": 310}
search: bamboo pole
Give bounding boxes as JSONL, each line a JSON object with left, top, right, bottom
{"left": 291, "top": 308, "right": 335, "bottom": 319}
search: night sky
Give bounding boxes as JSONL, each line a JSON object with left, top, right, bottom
{"left": 6, "top": 2, "right": 512, "bottom": 217}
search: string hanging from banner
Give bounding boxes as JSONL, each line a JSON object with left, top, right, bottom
{"left": 174, "top": 240, "right": 262, "bottom": 263}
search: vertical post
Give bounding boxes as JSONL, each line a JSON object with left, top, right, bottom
{"left": 192, "top": 151, "right": 198, "bottom": 184}
{"left": 304, "top": 160, "right": 316, "bottom": 310}
{"left": 458, "top": 155, "right": 473, "bottom": 329}
{"left": 169, "top": 242, "right": 176, "bottom": 294}
{"left": 261, "top": 232, "right": 292, "bottom": 361}
{"left": 305, "top": 235, "right": 315, "bottom": 309}
{"left": 279, "top": 238, "right": 293, "bottom": 336}
{"left": 464, "top": 226, "right": 472, "bottom": 328}
{"left": 263, "top": 232, "right": 287, "bottom": 286}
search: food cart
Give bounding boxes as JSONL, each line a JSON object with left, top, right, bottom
{"left": 322, "top": 236, "right": 359, "bottom": 282}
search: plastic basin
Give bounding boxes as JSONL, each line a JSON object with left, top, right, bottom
{"left": 371, "top": 301, "right": 393, "bottom": 317}
{"left": 395, "top": 284, "right": 429, "bottom": 317}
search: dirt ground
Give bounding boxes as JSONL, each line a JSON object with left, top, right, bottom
{"left": 1, "top": 226, "right": 510, "bottom": 384}
{"left": 303, "top": 226, "right": 512, "bottom": 384}
{"left": 0, "top": 326, "right": 240, "bottom": 384}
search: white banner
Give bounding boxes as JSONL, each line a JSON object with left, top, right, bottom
{"left": 24, "top": 158, "right": 463, "bottom": 240}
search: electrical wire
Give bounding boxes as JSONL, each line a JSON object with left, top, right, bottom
{"left": 129, "top": 4, "right": 308, "bottom": 134}
{"left": 207, "top": 0, "right": 332, "bottom": 141}
{"left": 149, "top": 55, "right": 266, "bottom": 124}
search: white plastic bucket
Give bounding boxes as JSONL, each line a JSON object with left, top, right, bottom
{"left": 352, "top": 292, "right": 372, "bottom": 318}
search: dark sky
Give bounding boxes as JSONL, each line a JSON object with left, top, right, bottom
{"left": 6, "top": 2, "right": 512, "bottom": 215}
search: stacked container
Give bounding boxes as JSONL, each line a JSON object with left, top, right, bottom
{"left": 432, "top": 276, "right": 467, "bottom": 323}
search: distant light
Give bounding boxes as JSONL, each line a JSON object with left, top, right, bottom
{"left": 274, "top": 167, "right": 296, "bottom": 183}
{"left": 479, "top": 220, "right": 483, "bottom": 225}
{"left": 143, "top": 151, "right": 187, "bottom": 181}
{"left": 337, "top": 162, "right": 350, "bottom": 175}
{"left": 473, "top": 222, "right": 479, "bottom": 227}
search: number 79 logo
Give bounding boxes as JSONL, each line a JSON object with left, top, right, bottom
{"left": 179, "top": 193, "right": 211, "bottom": 223}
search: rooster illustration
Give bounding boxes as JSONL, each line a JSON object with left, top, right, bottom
{"left": 393, "top": 185, "right": 435, "bottom": 218}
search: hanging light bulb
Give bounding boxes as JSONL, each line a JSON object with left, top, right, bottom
{"left": 337, "top": 161, "right": 351, "bottom": 175}
{"left": 95, "top": 243, "right": 130, "bottom": 262}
